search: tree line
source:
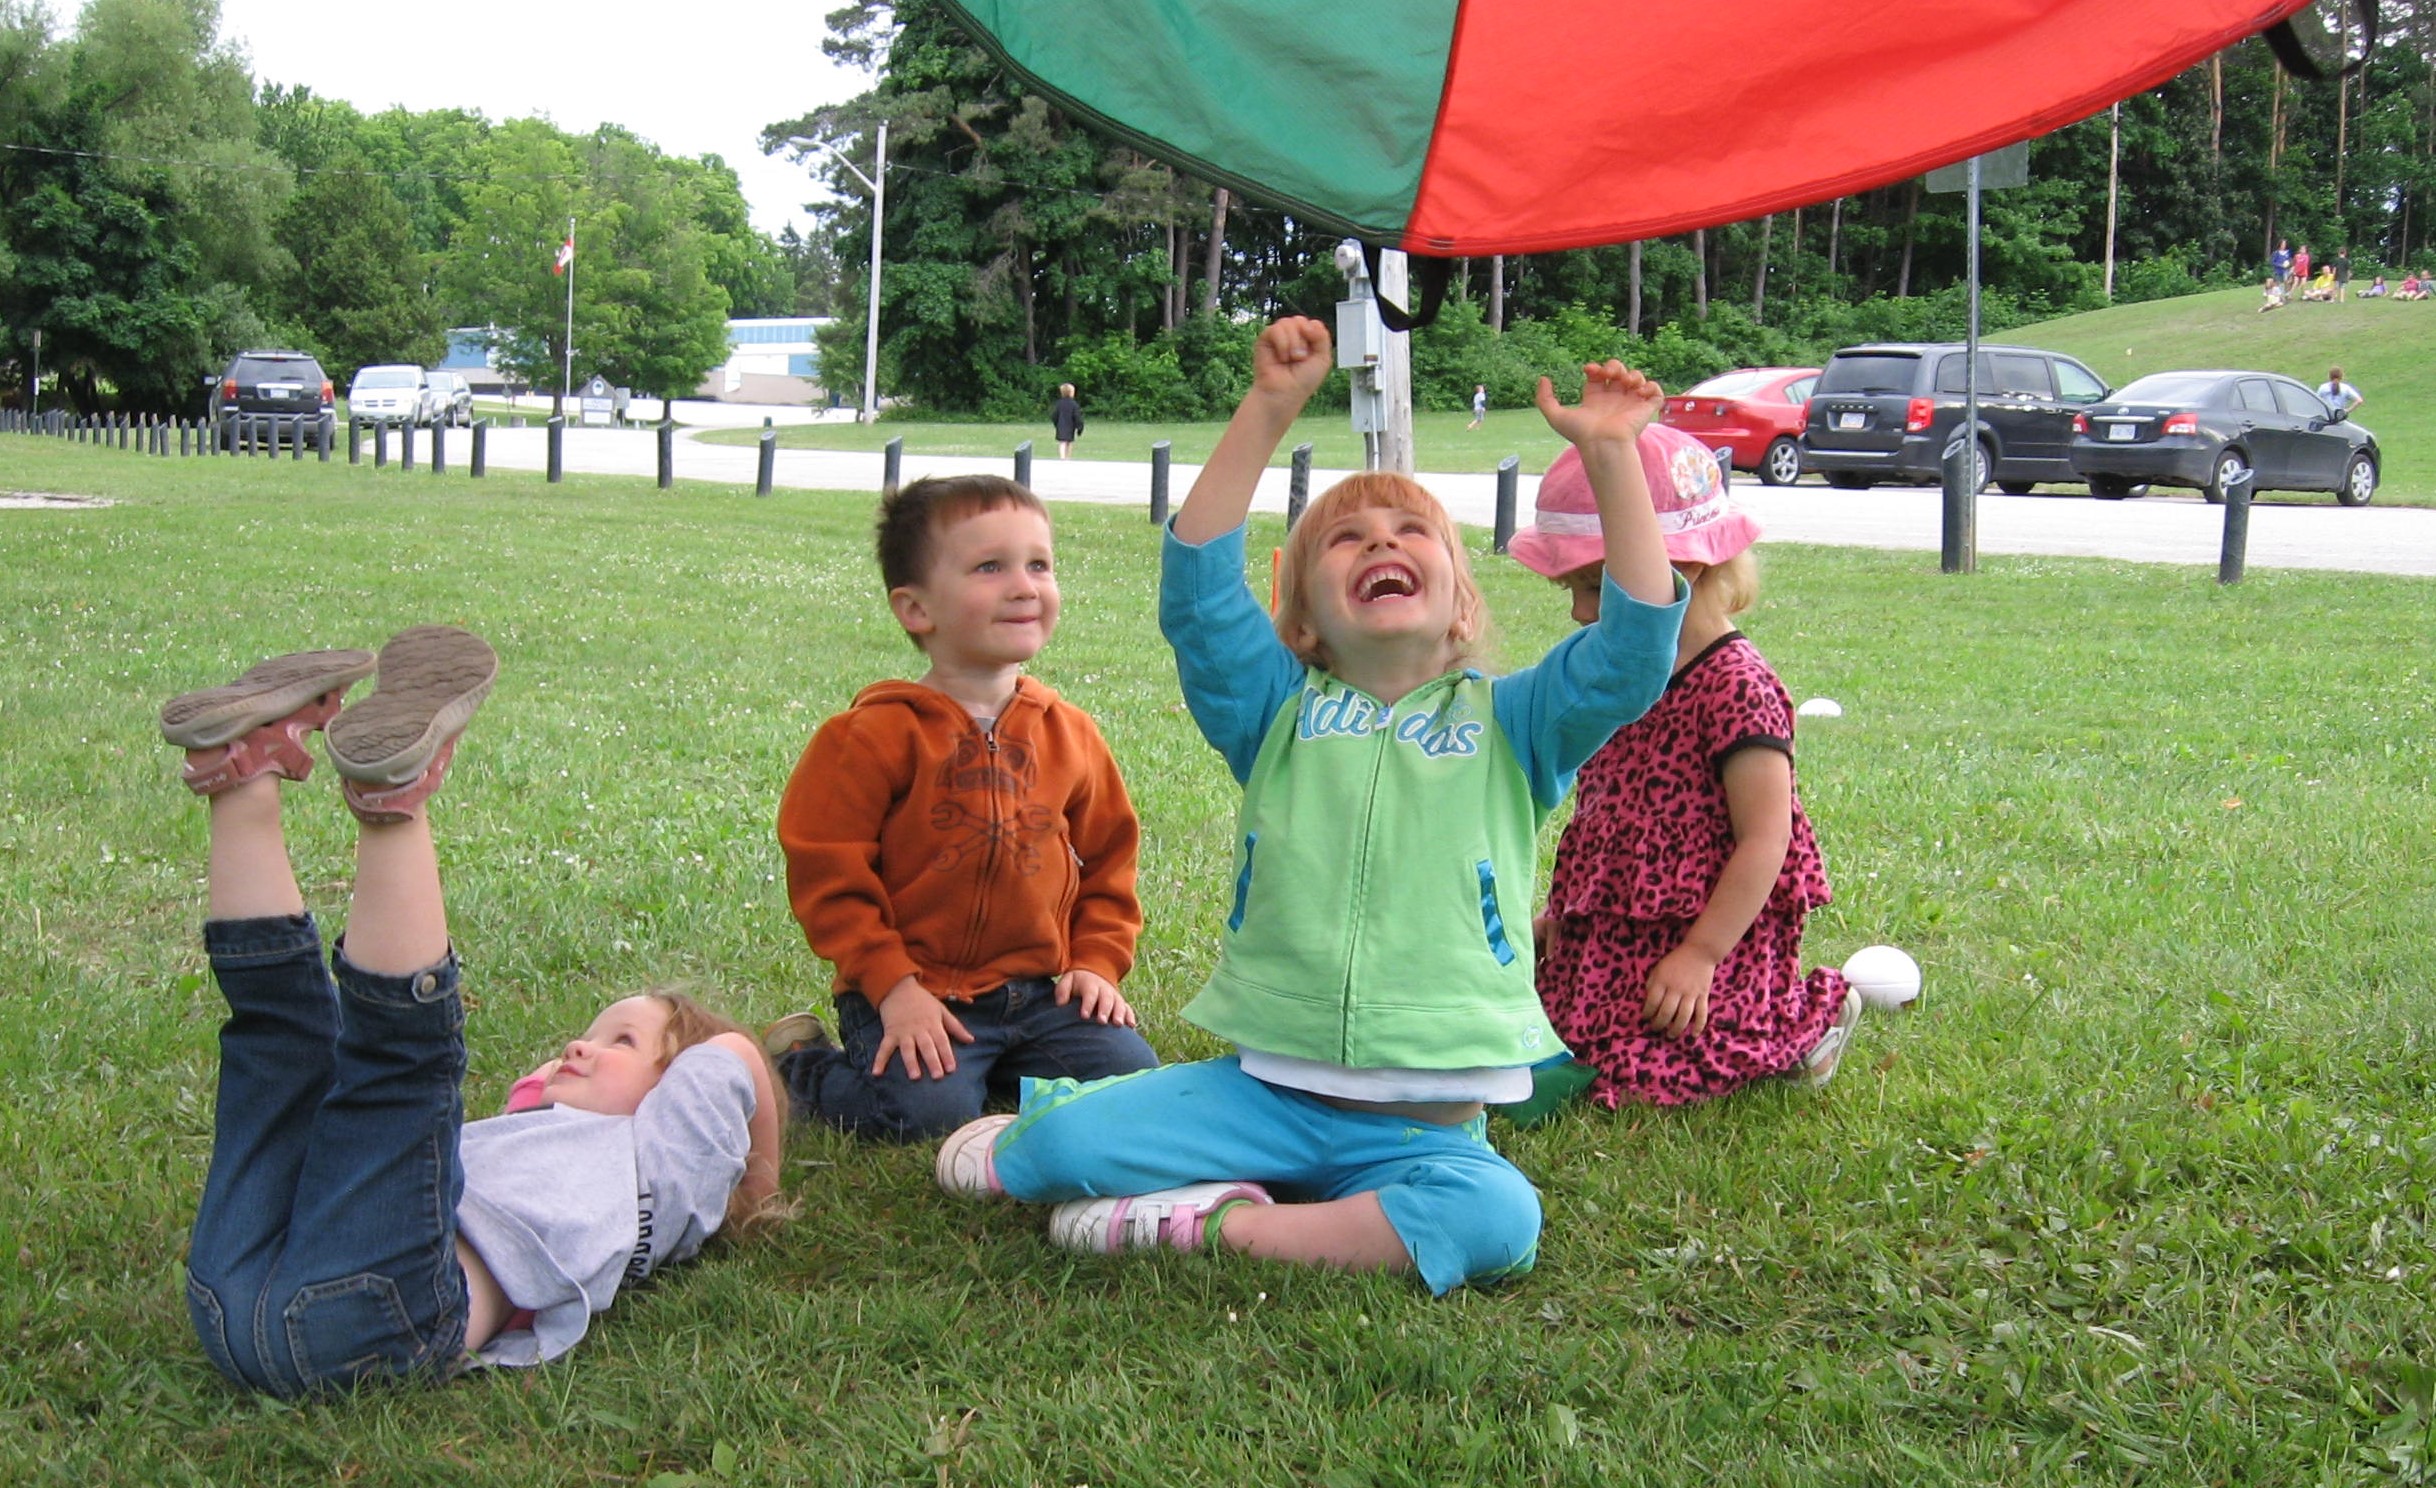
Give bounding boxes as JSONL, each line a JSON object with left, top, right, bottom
{"left": 0, "top": 0, "right": 816, "bottom": 415}
{"left": 775, "top": 1, "right": 2436, "bottom": 420}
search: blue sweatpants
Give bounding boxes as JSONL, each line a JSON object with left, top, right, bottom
{"left": 990, "top": 1057, "right": 1540, "bottom": 1295}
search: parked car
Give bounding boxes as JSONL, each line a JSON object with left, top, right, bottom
{"left": 422, "top": 369, "right": 473, "bottom": 427}
{"left": 348, "top": 364, "right": 432, "bottom": 426}
{"left": 2069, "top": 370, "right": 2378, "bottom": 506}
{"left": 1801, "top": 342, "right": 2109, "bottom": 493}
{"left": 210, "top": 350, "right": 335, "bottom": 452}
{"left": 1662, "top": 367, "right": 1818, "bottom": 486}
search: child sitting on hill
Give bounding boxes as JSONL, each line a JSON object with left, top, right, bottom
{"left": 931, "top": 320, "right": 1685, "bottom": 1293}
{"left": 167, "top": 628, "right": 783, "bottom": 1397}
{"left": 771, "top": 475, "right": 1158, "bottom": 1141}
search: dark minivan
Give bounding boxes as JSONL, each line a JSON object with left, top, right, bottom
{"left": 1801, "top": 342, "right": 2109, "bottom": 493}
{"left": 210, "top": 350, "right": 336, "bottom": 452}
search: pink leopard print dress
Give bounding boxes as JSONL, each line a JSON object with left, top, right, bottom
{"left": 1538, "top": 633, "right": 1846, "bottom": 1107}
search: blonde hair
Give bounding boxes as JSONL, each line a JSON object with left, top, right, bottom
{"left": 646, "top": 989, "right": 795, "bottom": 1235}
{"left": 1274, "top": 473, "right": 1488, "bottom": 670}
{"left": 1693, "top": 550, "right": 1760, "bottom": 616}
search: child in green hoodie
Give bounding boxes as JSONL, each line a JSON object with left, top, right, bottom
{"left": 933, "top": 319, "right": 1684, "bottom": 1292}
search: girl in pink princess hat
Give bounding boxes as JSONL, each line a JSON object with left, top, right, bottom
{"left": 1502, "top": 425, "right": 1865, "bottom": 1116}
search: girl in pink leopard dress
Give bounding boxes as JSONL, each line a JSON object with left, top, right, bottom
{"left": 1505, "top": 426, "right": 1859, "bottom": 1114}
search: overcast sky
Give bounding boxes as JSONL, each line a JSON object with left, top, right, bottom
{"left": 215, "top": 0, "right": 869, "bottom": 238}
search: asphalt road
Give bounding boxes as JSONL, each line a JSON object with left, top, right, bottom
{"left": 463, "top": 409, "right": 2436, "bottom": 578}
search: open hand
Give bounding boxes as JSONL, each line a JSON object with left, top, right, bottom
{"left": 1534, "top": 360, "right": 1666, "bottom": 448}
{"left": 1251, "top": 317, "right": 1334, "bottom": 402}
{"left": 1054, "top": 968, "right": 1138, "bottom": 1026}
{"left": 874, "top": 975, "right": 975, "bottom": 1079}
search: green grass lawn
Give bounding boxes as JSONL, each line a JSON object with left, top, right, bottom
{"left": 4, "top": 437, "right": 2434, "bottom": 1485}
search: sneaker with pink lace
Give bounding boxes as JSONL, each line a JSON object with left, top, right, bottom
{"left": 160, "top": 649, "right": 376, "bottom": 795}
{"left": 325, "top": 626, "right": 499, "bottom": 824}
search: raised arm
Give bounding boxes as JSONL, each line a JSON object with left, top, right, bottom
{"left": 1173, "top": 317, "right": 1334, "bottom": 545}
{"left": 1533, "top": 363, "right": 1674, "bottom": 606}
{"left": 708, "top": 1031, "right": 784, "bottom": 1212}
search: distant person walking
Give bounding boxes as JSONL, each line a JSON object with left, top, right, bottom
{"left": 2333, "top": 249, "right": 2352, "bottom": 302}
{"left": 1468, "top": 384, "right": 1488, "bottom": 430}
{"left": 1050, "top": 384, "right": 1085, "bottom": 460}
{"left": 2317, "top": 367, "right": 2365, "bottom": 414}
{"left": 2293, "top": 244, "right": 2313, "bottom": 288}
{"left": 2270, "top": 239, "right": 2293, "bottom": 288}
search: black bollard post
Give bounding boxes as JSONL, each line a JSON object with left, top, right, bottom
{"left": 756, "top": 428, "right": 775, "bottom": 497}
{"left": 1150, "top": 440, "right": 1172, "bottom": 525}
{"left": 1712, "top": 446, "right": 1733, "bottom": 488}
{"left": 348, "top": 417, "right": 362, "bottom": 466}
{"left": 316, "top": 416, "right": 330, "bottom": 463}
{"left": 430, "top": 421, "right": 445, "bottom": 474}
{"left": 1494, "top": 456, "right": 1520, "bottom": 553}
{"left": 399, "top": 421, "right": 415, "bottom": 470}
{"left": 291, "top": 419, "right": 304, "bottom": 460}
{"left": 1014, "top": 439, "right": 1033, "bottom": 488}
{"left": 657, "top": 419, "right": 673, "bottom": 490}
{"left": 179, "top": 421, "right": 190, "bottom": 458}
{"left": 546, "top": 416, "right": 564, "bottom": 483}
{"left": 1939, "top": 425, "right": 1978, "bottom": 575}
{"left": 1288, "top": 443, "right": 1313, "bottom": 527}
{"left": 2217, "top": 466, "right": 2255, "bottom": 585}
{"left": 883, "top": 435, "right": 903, "bottom": 490}
{"left": 470, "top": 421, "right": 487, "bottom": 479}
{"left": 374, "top": 423, "right": 389, "bottom": 469}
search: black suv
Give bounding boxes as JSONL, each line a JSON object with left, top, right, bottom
{"left": 1801, "top": 342, "right": 2109, "bottom": 493}
{"left": 211, "top": 350, "right": 335, "bottom": 451}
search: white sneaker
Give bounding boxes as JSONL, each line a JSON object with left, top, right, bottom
{"left": 1798, "top": 989, "right": 1865, "bottom": 1088}
{"left": 934, "top": 1114, "right": 1017, "bottom": 1199}
{"left": 1047, "top": 1181, "right": 1273, "bottom": 1254}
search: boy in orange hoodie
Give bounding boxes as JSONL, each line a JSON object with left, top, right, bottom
{"left": 771, "top": 475, "right": 1158, "bottom": 1139}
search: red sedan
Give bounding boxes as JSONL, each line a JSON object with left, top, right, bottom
{"left": 1661, "top": 367, "right": 1819, "bottom": 486}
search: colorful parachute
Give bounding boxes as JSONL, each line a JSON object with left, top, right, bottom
{"left": 940, "top": 0, "right": 2316, "bottom": 256}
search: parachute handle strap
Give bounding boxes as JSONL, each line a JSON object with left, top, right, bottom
{"left": 1359, "top": 242, "right": 1453, "bottom": 333}
{"left": 2265, "top": 0, "right": 2377, "bottom": 79}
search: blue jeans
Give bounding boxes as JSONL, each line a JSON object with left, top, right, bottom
{"left": 777, "top": 977, "right": 1158, "bottom": 1141}
{"left": 185, "top": 914, "right": 472, "bottom": 1397}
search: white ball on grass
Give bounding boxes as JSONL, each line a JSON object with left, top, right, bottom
{"left": 1842, "top": 944, "right": 1921, "bottom": 1011}
{"left": 1796, "top": 697, "right": 1843, "bottom": 718}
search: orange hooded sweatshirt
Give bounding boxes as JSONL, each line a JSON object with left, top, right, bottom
{"left": 777, "top": 676, "right": 1141, "bottom": 1004}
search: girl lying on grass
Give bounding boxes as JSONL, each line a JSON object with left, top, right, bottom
{"left": 163, "top": 626, "right": 783, "bottom": 1397}
{"left": 932, "top": 318, "right": 1685, "bottom": 1292}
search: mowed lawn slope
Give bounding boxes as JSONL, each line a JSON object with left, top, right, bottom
{"left": 1, "top": 440, "right": 2432, "bottom": 1485}
{"left": 2012, "top": 286, "right": 2433, "bottom": 500}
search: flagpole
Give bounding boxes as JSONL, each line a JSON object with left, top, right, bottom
{"left": 561, "top": 216, "right": 575, "bottom": 409}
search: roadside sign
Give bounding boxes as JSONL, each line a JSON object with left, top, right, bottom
{"left": 579, "top": 374, "right": 614, "bottom": 427}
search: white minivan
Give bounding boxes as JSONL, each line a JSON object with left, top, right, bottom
{"left": 349, "top": 364, "right": 431, "bottom": 426}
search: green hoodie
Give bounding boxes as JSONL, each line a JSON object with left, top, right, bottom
{"left": 1160, "top": 525, "right": 1683, "bottom": 1072}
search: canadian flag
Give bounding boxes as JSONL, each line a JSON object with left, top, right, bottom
{"left": 553, "top": 234, "right": 575, "bottom": 276}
